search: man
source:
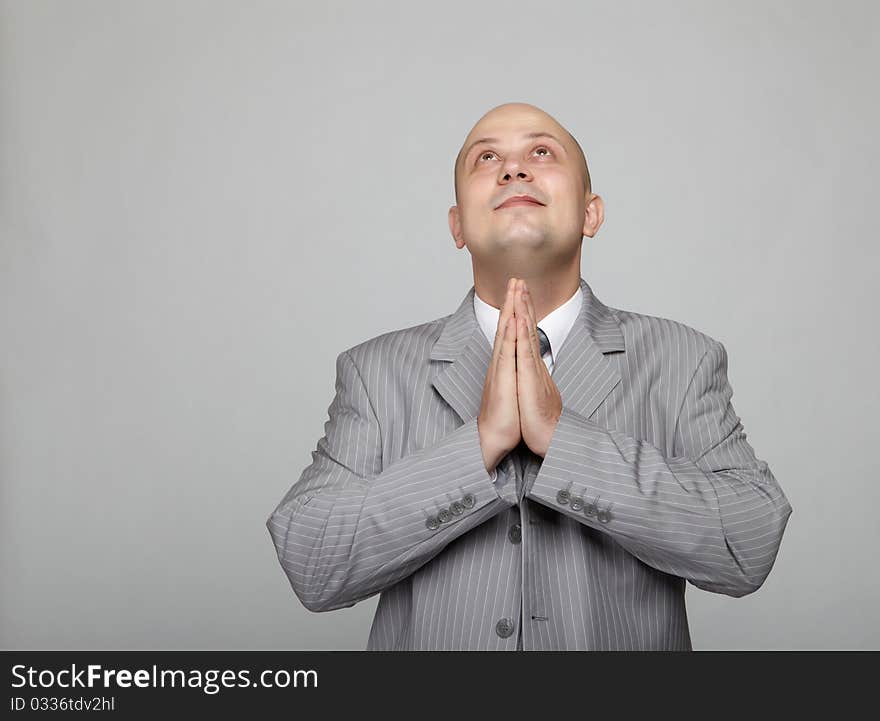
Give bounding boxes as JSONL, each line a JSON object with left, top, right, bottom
{"left": 266, "top": 102, "right": 793, "bottom": 650}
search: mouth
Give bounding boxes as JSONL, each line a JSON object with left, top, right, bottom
{"left": 495, "top": 195, "right": 545, "bottom": 210}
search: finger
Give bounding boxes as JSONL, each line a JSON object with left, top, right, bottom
{"left": 520, "top": 285, "right": 541, "bottom": 363}
{"left": 520, "top": 281, "right": 535, "bottom": 328}
{"left": 492, "top": 278, "right": 517, "bottom": 358}
{"left": 500, "top": 315, "right": 516, "bottom": 374}
{"left": 504, "top": 279, "right": 520, "bottom": 351}
{"left": 520, "top": 282, "right": 543, "bottom": 368}
{"left": 504, "top": 278, "right": 519, "bottom": 329}
{"left": 522, "top": 283, "right": 539, "bottom": 334}
{"left": 516, "top": 310, "right": 533, "bottom": 379}
{"left": 515, "top": 286, "right": 540, "bottom": 373}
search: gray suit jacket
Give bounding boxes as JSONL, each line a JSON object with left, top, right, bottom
{"left": 267, "top": 278, "right": 793, "bottom": 650}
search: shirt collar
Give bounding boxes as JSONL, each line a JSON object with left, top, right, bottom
{"left": 473, "top": 282, "right": 583, "bottom": 364}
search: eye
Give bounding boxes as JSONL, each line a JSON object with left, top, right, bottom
{"left": 476, "top": 146, "right": 552, "bottom": 164}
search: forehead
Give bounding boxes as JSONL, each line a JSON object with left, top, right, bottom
{"left": 464, "top": 109, "right": 566, "bottom": 147}
{"left": 458, "top": 109, "right": 571, "bottom": 171}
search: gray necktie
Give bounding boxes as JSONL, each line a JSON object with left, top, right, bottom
{"left": 536, "top": 326, "right": 551, "bottom": 358}
{"left": 512, "top": 325, "right": 552, "bottom": 505}
{"left": 520, "top": 329, "right": 553, "bottom": 648}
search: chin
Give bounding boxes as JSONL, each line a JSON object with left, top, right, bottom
{"left": 495, "top": 228, "right": 552, "bottom": 248}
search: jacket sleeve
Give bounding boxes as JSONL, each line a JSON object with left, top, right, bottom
{"left": 525, "top": 340, "right": 793, "bottom": 597}
{"left": 266, "top": 349, "right": 518, "bottom": 612}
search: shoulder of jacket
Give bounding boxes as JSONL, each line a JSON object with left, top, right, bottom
{"left": 337, "top": 315, "right": 449, "bottom": 368}
{"left": 610, "top": 305, "right": 723, "bottom": 360}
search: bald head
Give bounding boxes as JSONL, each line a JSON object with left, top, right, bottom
{"left": 454, "top": 102, "right": 591, "bottom": 203}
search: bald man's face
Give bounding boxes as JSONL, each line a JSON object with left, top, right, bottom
{"left": 448, "top": 107, "right": 599, "bottom": 265}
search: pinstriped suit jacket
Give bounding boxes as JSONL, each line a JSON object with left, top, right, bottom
{"left": 266, "top": 277, "right": 793, "bottom": 650}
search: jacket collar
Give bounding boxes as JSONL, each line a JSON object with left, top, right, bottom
{"left": 430, "top": 277, "right": 625, "bottom": 426}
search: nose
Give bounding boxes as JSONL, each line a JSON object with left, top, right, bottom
{"left": 498, "top": 157, "right": 533, "bottom": 184}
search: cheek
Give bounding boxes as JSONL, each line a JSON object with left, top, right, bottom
{"left": 546, "top": 183, "right": 584, "bottom": 216}
{"left": 460, "top": 191, "right": 494, "bottom": 219}
{"left": 542, "top": 172, "right": 578, "bottom": 200}
{"left": 457, "top": 204, "right": 491, "bottom": 235}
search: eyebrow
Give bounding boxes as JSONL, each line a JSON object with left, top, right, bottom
{"left": 462, "top": 131, "right": 566, "bottom": 164}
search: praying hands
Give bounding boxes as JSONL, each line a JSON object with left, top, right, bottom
{"left": 477, "top": 277, "right": 563, "bottom": 473}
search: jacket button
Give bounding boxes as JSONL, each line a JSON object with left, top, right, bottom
{"left": 495, "top": 617, "right": 515, "bottom": 638}
{"left": 508, "top": 523, "right": 522, "bottom": 544}
{"left": 461, "top": 493, "right": 476, "bottom": 508}
{"left": 450, "top": 501, "right": 464, "bottom": 515}
{"left": 570, "top": 496, "right": 584, "bottom": 511}
{"left": 556, "top": 489, "right": 570, "bottom": 505}
{"left": 437, "top": 508, "right": 451, "bottom": 523}
{"left": 583, "top": 503, "right": 596, "bottom": 517}
{"left": 426, "top": 516, "right": 439, "bottom": 530}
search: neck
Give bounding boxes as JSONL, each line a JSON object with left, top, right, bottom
{"left": 473, "top": 257, "right": 581, "bottom": 324}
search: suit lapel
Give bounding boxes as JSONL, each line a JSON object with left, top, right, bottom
{"left": 430, "top": 277, "right": 625, "bottom": 429}
{"left": 551, "top": 277, "right": 625, "bottom": 422}
{"left": 429, "top": 289, "right": 491, "bottom": 425}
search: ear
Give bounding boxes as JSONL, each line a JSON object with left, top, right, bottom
{"left": 448, "top": 205, "right": 466, "bottom": 249}
{"left": 582, "top": 193, "right": 605, "bottom": 238}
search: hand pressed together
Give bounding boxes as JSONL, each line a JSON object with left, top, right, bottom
{"left": 477, "top": 277, "right": 563, "bottom": 474}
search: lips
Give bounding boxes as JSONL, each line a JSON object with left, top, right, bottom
{"left": 496, "top": 195, "right": 545, "bottom": 209}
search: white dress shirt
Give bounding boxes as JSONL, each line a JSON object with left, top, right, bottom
{"left": 473, "top": 283, "right": 583, "bottom": 481}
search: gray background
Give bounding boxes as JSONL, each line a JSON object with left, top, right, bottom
{"left": 1, "top": 0, "right": 877, "bottom": 650}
